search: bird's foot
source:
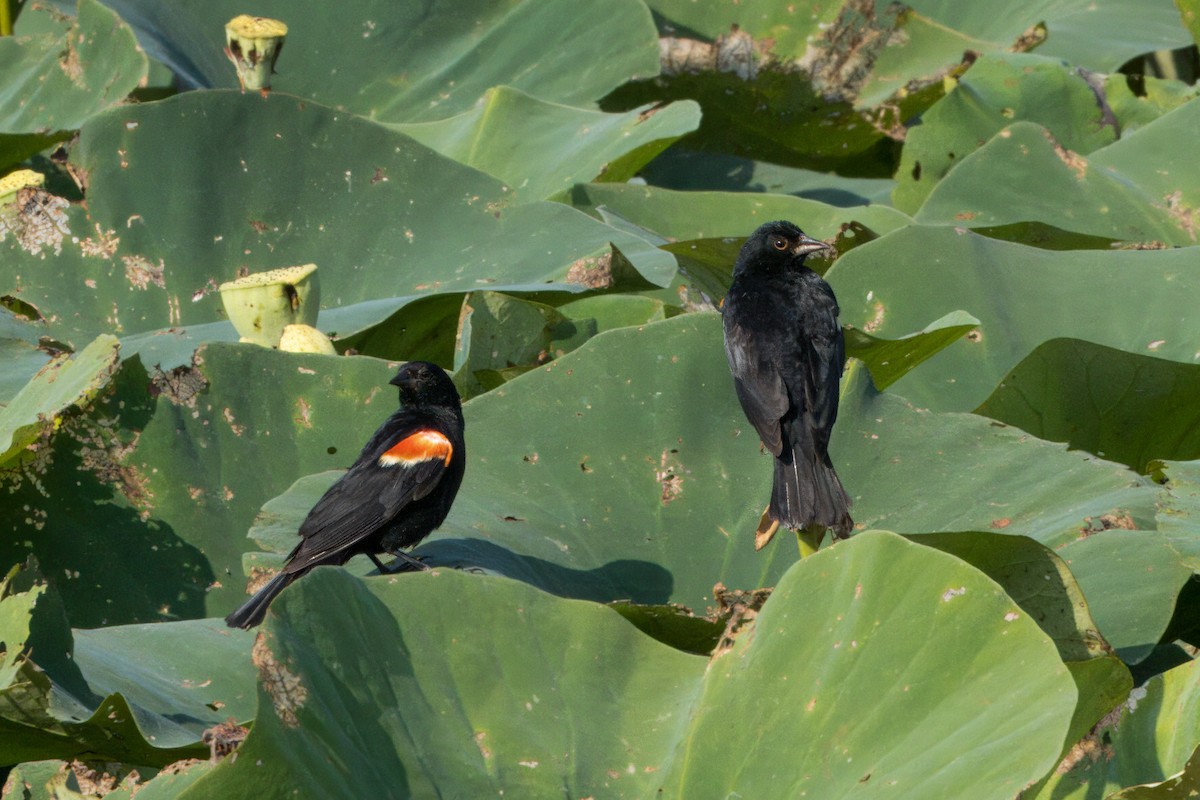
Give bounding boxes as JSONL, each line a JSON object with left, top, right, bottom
{"left": 367, "top": 551, "right": 431, "bottom": 574}
{"left": 387, "top": 550, "right": 431, "bottom": 573}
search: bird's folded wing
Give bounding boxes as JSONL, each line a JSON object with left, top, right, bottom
{"left": 288, "top": 430, "right": 451, "bottom": 570}
{"left": 725, "top": 321, "right": 788, "bottom": 456}
{"left": 800, "top": 324, "right": 846, "bottom": 439}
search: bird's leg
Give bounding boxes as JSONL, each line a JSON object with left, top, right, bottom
{"left": 367, "top": 551, "right": 429, "bottom": 574}
{"left": 795, "top": 524, "right": 826, "bottom": 558}
{"left": 384, "top": 549, "right": 432, "bottom": 572}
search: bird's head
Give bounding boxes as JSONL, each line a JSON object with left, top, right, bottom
{"left": 390, "top": 361, "right": 462, "bottom": 410}
{"left": 736, "top": 220, "right": 832, "bottom": 275}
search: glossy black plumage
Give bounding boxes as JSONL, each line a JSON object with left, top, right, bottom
{"left": 722, "top": 220, "right": 853, "bottom": 540}
{"left": 225, "top": 361, "right": 466, "bottom": 629}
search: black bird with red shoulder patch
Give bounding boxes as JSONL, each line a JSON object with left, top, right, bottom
{"left": 225, "top": 361, "right": 466, "bottom": 629}
{"left": 722, "top": 220, "right": 852, "bottom": 552}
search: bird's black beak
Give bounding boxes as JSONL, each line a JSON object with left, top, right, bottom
{"left": 792, "top": 234, "right": 833, "bottom": 257}
{"left": 389, "top": 371, "right": 407, "bottom": 388}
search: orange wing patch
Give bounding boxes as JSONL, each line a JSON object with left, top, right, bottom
{"left": 379, "top": 430, "right": 453, "bottom": 468}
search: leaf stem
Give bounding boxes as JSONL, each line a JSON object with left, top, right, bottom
{"left": 796, "top": 525, "right": 824, "bottom": 558}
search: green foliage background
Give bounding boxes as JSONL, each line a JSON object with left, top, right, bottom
{"left": 1, "top": 0, "right": 1199, "bottom": 796}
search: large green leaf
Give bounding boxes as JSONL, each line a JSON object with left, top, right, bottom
{"left": 830, "top": 226, "right": 1200, "bottom": 412}
{"left": 0, "top": 356, "right": 222, "bottom": 627}
{"left": 0, "top": 90, "right": 674, "bottom": 355}
{"left": 554, "top": 294, "right": 671, "bottom": 333}
{"left": 1106, "top": 71, "right": 1200, "bottom": 133}
{"left": 100, "top": 0, "right": 660, "bottom": 120}
{"left": 570, "top": 182, "right": 912, "bottom": 241}
{"left": 1039, "top": 658, "right": 1200, "bottom": 799}
{"left": 913, "top": 121, "right": 1198, "bottom": 246}
{"left": 893, "top": 53, "right": 1120, "bottom": 214}
{"left": 907, "top": 532, "right": 1108, "bottom": 661}
{"left": 846, "top": 310, "right": 980, "bottom": 391}
{"left": 335, "top": 295, "right": 664, "bottom": 375}
{"left": 396, "top": 87, "right": 701, "bottom": 201}
{"left": 1106, "top": 746, "right": 1200, "bottom": 799}
{"left": 7, "top": 757, "right": 216, "bottom": 799}
{"left": 0, "top": 0, "right": 146, "bottom": 135}
{"left": 659, "top": 532, "right": 1075, "bottom": 798}
{"left": 884, "top": 534, "right": 1132, "bottom": 799}
{"left": 976, "top": 339, "right": 1200, "bottom": 473}
{"left": 189, "top": 568, "right": 703, "bottom": 799}
{"left": 1181, "top": 0, "right": 1200, "bottom": 46}
{"left": 450, "top": 291, "right": 592, "bottom": 398}
{"left": 1017, "top": 654, "right": 1135, "bottom": 800}
{"left": 835, "top": 363, "right": 1157, "bottom": 551}
{"left": 913, "top": 96, "right": 1200, "bottom": 245}
{"left": 0, "top": 335, "right": 119, "bottom": 468}
{"left": 895, "top": 53, "right": 1198, "bottom": 213}
{"left": 1058, "top": 531, "right": 1194, "bottom": 664}
{"left": 183, "top": 533, "right": 1075, "bottom": 798}
{"left": 70, "top": 621, "right": 257, "bottom": 734}
{"left": 324, "top": 251, "right": 670, "bottom": 372}
{"left": 639, "top": 148, "right": 896, "bottom": 206}
{"left": 0, "top": 563, "right": 255, "bottom": 768}
{"left": 1088, "top": 95, "right": 1200, "bottom": 225}
{"left": 0, "top": 565, "right": 44, "bottom": 691}
{"left": 1155, "top": 459, "right": 1200, "bottom": 571}
{"left": 903, "top": 0, "right": 1194, "bottom": 71}
{"left": 0, "top": 309, "right": 54, "bottom": 406}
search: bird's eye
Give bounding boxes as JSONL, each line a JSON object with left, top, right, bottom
{"left": 771, "top": 236, "right": 788, "bottom": 251}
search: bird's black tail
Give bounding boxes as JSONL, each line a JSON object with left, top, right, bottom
{"left": 225, "top": 572, "right": 294, "bottom": 629}
{"left": 770, "top": 448, "right": 853, "bottom": 538}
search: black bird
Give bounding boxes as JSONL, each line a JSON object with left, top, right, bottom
{"left": 722, "top": 220, "right": 852, "bottom": 552}
{"left": 225, "top": 361, "right": 466, "bottom": 628}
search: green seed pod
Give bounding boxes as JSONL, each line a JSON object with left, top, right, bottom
{"left": 224, "top": 15, "right": 288, "bottom": 93}
{"left": 0, "top": 170, "right": 44, "bottom": 206}
{"left": 219, "top": 264, "right": 319, "bottom": 347}
{"left": 279, "top": 324, "right": 337, "bottom": 355}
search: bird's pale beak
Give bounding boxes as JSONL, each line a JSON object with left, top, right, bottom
{"left": 793, "top": 235, "right": 833, "bottom": 257}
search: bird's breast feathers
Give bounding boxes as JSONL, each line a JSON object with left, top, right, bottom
{"left": 378, "top": 429, "right": 454, "bottom": 467}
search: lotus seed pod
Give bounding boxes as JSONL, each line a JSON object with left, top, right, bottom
{"left": 219, "top": 264, "right": 319, "bottom": 347}
{"left": 224, "top": 15, "right": 288, "bottom": 93}
{"left": 279, "top": 324, "right": 337, "bottom": 355}
{"left": 0, "top": 170, "right": 44, "bottom": 206}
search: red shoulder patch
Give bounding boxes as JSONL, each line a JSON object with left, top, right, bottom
{"left": 378, "top": 429, "right": 453, "bottom": 468}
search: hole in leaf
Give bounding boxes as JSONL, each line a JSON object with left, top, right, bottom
{"left": 1, "top": 295, "right": 43, "bottom": 322}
